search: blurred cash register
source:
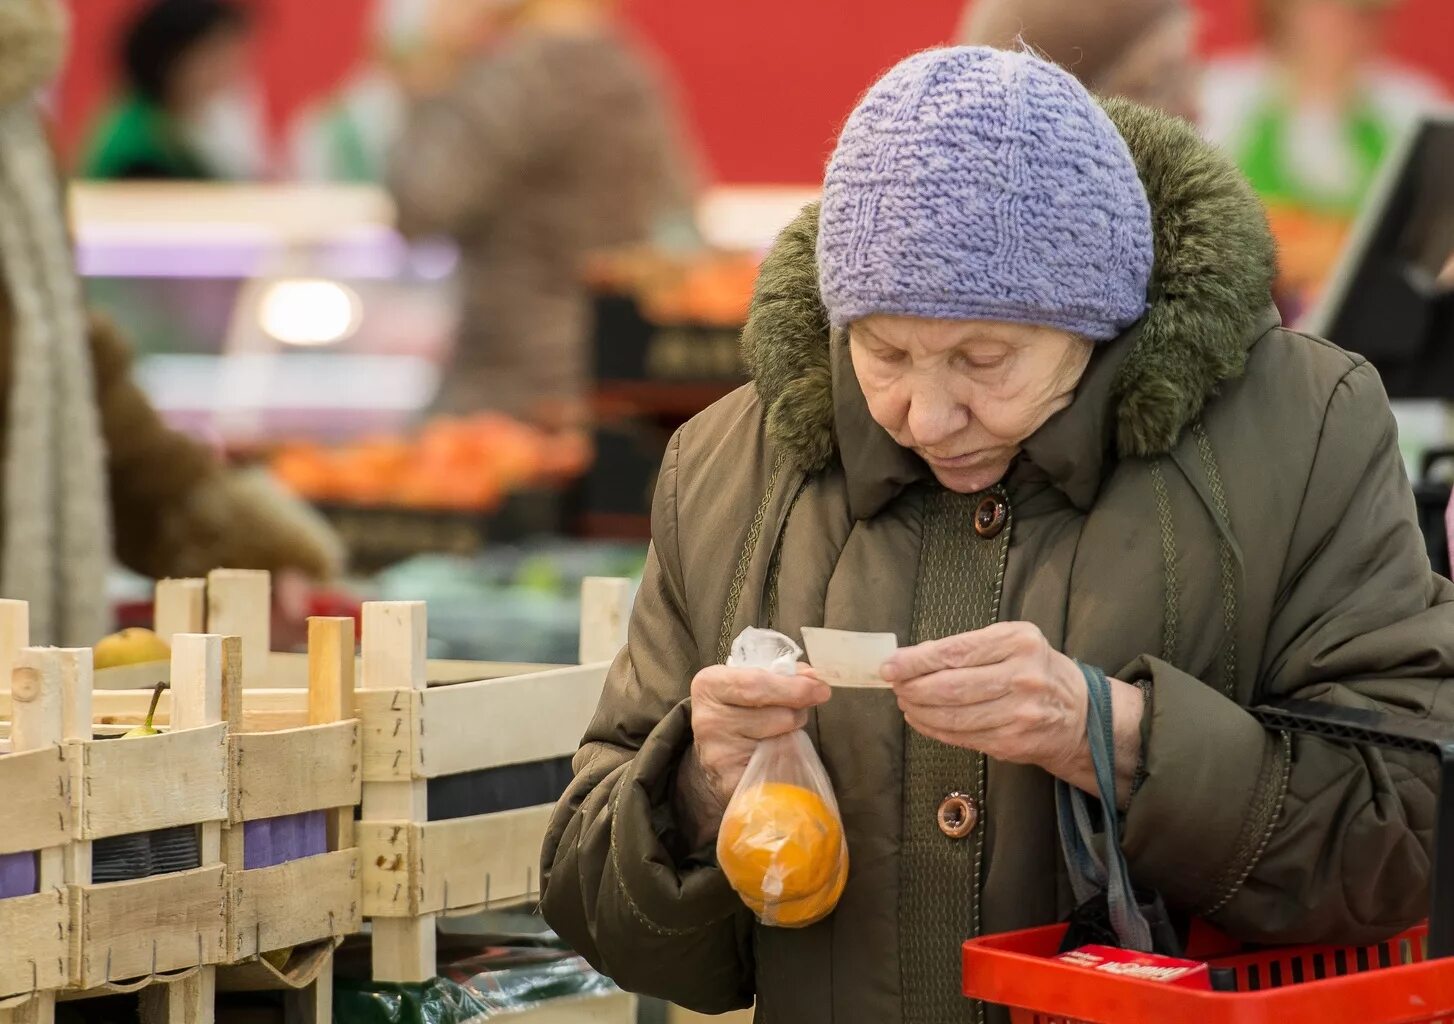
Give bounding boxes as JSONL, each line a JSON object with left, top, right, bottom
{"left": 1305, "top": 113, "right": 1454, "bottom": 577}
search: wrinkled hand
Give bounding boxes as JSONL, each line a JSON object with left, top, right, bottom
{"left": 883, "top": 622, "right": 1088, "bottom": 775}
{"left": 675, "top": 665, "right": 829, "bottom": 845}
{"left": 882, "top": 622, "right": 1144, "bottom": 804}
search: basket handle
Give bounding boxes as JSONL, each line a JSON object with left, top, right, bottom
{"left": 1252, "top": 698, "right": 1454, "bottom": 958}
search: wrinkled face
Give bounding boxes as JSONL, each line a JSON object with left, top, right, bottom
{"left": 850, "top": 315, "right": 1094, "bottom": 494}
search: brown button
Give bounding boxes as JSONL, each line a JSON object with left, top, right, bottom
{"left": 973, "top": 494, "right": 1008, "bottom": 538}
{"left": 937, "top": 792, "right": 978, "bottom": 839}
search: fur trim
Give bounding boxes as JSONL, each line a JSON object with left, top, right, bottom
{"left": 742, "top": 99, "right": 1277, "bottom": 472}
{"left": 0, "top": 0, "right": 65, "bottom": 108}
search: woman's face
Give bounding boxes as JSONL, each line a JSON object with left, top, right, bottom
{"left": 850, "top": 315, "right": 1093, "bottom": 494}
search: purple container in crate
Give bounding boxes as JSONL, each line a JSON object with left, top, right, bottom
{"left": 271, "top": 813, "right": 300, "bottom": 864}
{"left": 0, "top": 851, "right": 37, "bottom": 898}
{"left": 300, "top": 811, "right": 328, "bottom": 858}
{"left": 243, "top": 818, "right": 274, "bottom": 870}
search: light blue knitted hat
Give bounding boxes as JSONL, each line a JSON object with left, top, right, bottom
{"left": 817, "top": 46, "right": 1154, "bottom": 341}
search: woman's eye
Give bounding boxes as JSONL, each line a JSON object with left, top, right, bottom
{"left": 874, "top": 347, "right": 906, "bottom": 364}
{"left": 953, "top": 352, "right": 1004, "bottom": 372}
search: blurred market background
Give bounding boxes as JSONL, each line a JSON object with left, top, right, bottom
{"left": 45, "top": 0, "right": 1454, "bottom": 660}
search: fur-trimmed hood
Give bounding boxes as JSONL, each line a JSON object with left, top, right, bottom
{"left": 741, "top": 98, "right": 1278, "bottom": 477}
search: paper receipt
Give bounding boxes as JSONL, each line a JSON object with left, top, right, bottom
{"left": 801, "top": 627, "right": 898, "bottom": 689}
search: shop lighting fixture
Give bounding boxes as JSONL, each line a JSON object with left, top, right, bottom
{"left": 257, "top": 278, "right": 363, "bottom": 346}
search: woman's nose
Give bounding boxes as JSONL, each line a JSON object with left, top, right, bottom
{"left": 905, "top": 384, "right": 965, "bottom": 448}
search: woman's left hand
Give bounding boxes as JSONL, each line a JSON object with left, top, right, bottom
{"left": 881, "top": 622, "right": 1145, "bottom": 804}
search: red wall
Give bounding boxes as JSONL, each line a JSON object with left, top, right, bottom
{"left": 56, "top": 0, "right": 1454, "bottom": 184}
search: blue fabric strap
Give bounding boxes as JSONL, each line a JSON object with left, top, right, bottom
{"left": 1054, "top": 661, "right": 1154, "bottom": 952}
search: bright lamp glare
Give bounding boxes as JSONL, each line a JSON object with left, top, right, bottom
{"left": 258, "top": 279, "right": 362, "bottom": 346}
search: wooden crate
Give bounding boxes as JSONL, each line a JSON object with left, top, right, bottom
{"left": 0, "top": 610, "right": 231, "bottom": 1024}
{"left": 357, "top": 576, "right": 631, "bottom": 984}
{"left": 0, "top": 602, "right": 72, "bottom": 1024}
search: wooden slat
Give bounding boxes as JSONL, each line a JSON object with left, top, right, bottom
{"left": 0, "top": 888, "right": 69, "bottom": 998}
{"left": 206, "top": 570, "right": 270, "bottom": 689}
{"left": 170, "top": 636, "right": 223, "bottom": 733}
{"left": 579, "top": 577, "right": 631, "bottom": 664}
{"left": 71, "top": 866, "right": 227, "bottom": 987}
{"left": 358, "top": 806, "right": 556, "bottom": 917}
{"left": 73, "top": 724, "right": 228, "bottom": 840}
{"left": 357, "top": 823, "right": 418, "bottom": 918}
{"left": 0, "top": 602, "right": 29, "bottom": 710}
{"left": 418, "top": 805, "right": 554, "bottom": 913}
{"left": 27, "top": 688, "right": 310, "bottom": 728}
{"left": 139, "top": 969, "right": 215, "bottom": 1024}
{"left": 307, "top": 619, "right": 357, "bottom": 854}
{"left": 416, "top": 663, "right": 609, "bottom": 778}
{"left": 230, "top": 722, "right": 360, "bottom": 824}
{"left": 0, "top": 747, "right": 70, "bottom": 855}
{"left": 356, "top": 689, "right": 421, "bottom": 782}
{"left": 226, "top": 850, "right": 361, "bottom": 960}
{"left": 154, "top": 579, "right": 206, "bottom": 645}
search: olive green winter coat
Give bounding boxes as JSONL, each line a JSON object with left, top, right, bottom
{"left": 541, "top": 100, "right": 1454, "bottom": 1023}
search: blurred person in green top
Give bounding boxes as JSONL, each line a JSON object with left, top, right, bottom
{"left": 1201, "top": 0, "right": 1449, "bottom": 315}
{"left": 83, "top": 0, "right": 259, "bottom": 180}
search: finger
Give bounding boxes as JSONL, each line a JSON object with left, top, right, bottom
{"left": 696, "top": 666, "right": 831, "bottom": 709}
{"left": 891, "top": 665, "right": 1012, "bottom": 708}
{"left": 881, "top": 622, "right": 1038, "bottom": 681}
{"left": 736, "top": 706, "right": 811, "bottom": 740}
{"left": 899, "top": 695, "right": 1020, "bottom": 735}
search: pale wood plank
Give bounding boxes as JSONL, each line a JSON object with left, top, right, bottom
{"left": 356, "top": 689, "right": 421, "bottom": 782}
{"left": 74, "top": 724, "right": 228, "bottom": 840}
{"left": 359, "top": 601, "right": 433, "bottom": 983}
{"left": 231, "top": 723, "right": 360, "bottom": 824}
{"left": 578, "top": 577, "right": 631, "bottom": 665}
{"left": 154, "top": 579, "right": 206, "bottom": 645}
{"left": 0, "top": 889, "right": 69, "bottom": 997}
{"left": 369, "top": 920, "right": 435, "bottom": 986}
{"left": 284, "top": 964, "right": 332, "bottom": 1024}
{"left": 169, "top": 635, "right": 223, "bottom": 732}
{"left": 0, "top": 601, "right": 29, "bottom": 716}
{"left": 139, "top": 968, "right": 215, "bottom": 1024}
{"left": 220, "top": 636, "right": 243, "bottom": 735}
{"left": 226, "top": 850, "right": 360, "bottom": 960}
{"left": 206, "top": 570, "right": 270, "bottom": 688}
{"left": 9, "top": 649, "right": 63, "bottom": 757}
{"left": 0, "top": 748, "right": 70, "bottom": 856}
{"left": 357, "top": 822, "right": 418, "bottom": 918}
{"left": 417, "top": 805, "right": 554, "bottom": 913}
{"left": 417, "top": 663, "right": 609, "bottom": 778}
{"left": 72, "top": 866, "right": 227, "bottom": 987}
{"left": 0, "top": 994, "right": 57, "bottom": 1024}
{"left": 306, "top": 618, "right": 355, "bottom": 725}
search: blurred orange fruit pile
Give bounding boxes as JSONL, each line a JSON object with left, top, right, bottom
{"left": 716, "top": 781, "right": 849, "bottom": 928}
{"left": 270, "top": 414, "right": 592, "bottom": 511}
{"left": 586, "top": 248, "right": 760, "bottom": 327}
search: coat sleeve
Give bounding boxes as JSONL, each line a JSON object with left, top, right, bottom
{"left": 540, "top": 430, "right": 756, "bottom": 1013}
{"left": 92, "top": 317, "right": 345, "bottom": 581}
{"left": 1121, "top": 358, "right": 1454, "bottom": 944}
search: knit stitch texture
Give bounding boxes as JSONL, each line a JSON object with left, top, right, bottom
{"left": 817, "top": 46, "right": 1154, "bottom": 340}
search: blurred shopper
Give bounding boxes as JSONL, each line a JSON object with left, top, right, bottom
{"left": 388, "top": 0, "right": 700, "bottom": 424}
{"left": 82, "top": 0, "right": 266, "bottom": 180}
{"left": 1201, "top": 0, "right": 1449, "bottom": 315}
{"left": 0, "top": 0, "right": 342, "bottom": 645}
{"left": 289, "top": 0, "right": 422, "bottom": 184}
{"left": 957, "top": 0, "right": 1199, "bottom": 122}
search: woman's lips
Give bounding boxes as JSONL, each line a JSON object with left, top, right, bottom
{"left": 921, "top": 450, "right": 984, "bottom": 469}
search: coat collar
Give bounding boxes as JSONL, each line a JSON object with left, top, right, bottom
{"left": 743, "top": 99, "right": 1280, "bottom": 512}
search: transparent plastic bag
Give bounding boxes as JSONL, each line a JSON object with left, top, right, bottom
{"left": 715, "top": 628, "right": 849, "bottom": 928}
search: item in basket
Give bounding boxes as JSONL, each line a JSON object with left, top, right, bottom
{"left": 147, "top": 825, "right": 201, "bottom": 875}
{"left": 1053, "top": 946, "right": 1211, "bottom": 990}
{"left": 122, "top": 683, "right": 167, "bottom": 738}
{"left": 300, "top": 810, "right": 328, "bottom": 858}
{"left": 0, "top": 851, "right": 37, "bottom": 898}
{"left": 93, "top": 628, "right": 170, "bottom": 670}
{"left": 271, "top": 813, "right": 301, "bottom": 863}
{"left": 243, "top": 818, "right": 274, "bottom": 870}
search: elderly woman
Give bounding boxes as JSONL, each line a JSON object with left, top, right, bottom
{"left": 541, "top": 48, "right": 1453, "bottom": 1022}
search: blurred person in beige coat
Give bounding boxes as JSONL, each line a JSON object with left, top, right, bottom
{"left": 389, "top": 0, "right": 701, "bottom": 426}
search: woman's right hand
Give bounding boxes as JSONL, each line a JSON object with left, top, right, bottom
{"left": 673, "top": 665, "right": 830, "bottom": 846}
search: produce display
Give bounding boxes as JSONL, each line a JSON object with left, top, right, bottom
{"left": 586, "top": 248, "right": 760, "bottom": 327}
{"left": 269, "top": 414, "right": 592, "bottom": 511}
{"left": 93, "top": 626, "right": 170, "bottom": 669}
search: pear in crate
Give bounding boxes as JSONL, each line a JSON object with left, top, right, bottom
{"left": 123, "top": 683, "right": 167, "bottom": 738}
{"left": 94, "top": 627, "right": 170, "bottom": 669}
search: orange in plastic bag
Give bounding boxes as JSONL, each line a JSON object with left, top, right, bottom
{"left": 716, "top": 629, "right": 849, "bottom": 928}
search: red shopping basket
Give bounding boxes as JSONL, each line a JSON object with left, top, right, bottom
{"left": 964, "top": 699, "right": 1454, "bottom": 1024}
